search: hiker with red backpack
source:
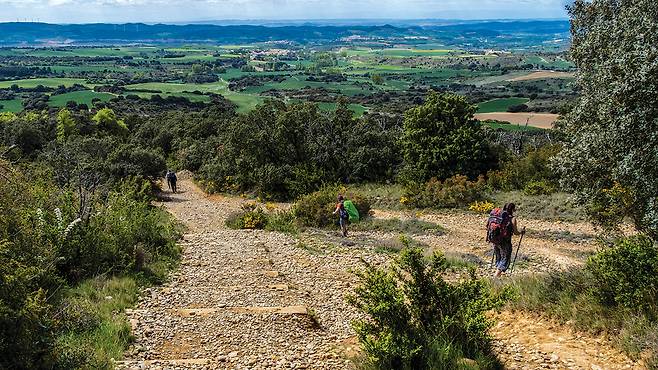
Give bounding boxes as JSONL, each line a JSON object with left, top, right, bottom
{"left": 487, "top": 203, "right": 525, "bottom": 278}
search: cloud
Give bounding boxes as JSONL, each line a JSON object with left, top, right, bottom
{"left": 0, "top": 0, "right": 569, "bottom": 23}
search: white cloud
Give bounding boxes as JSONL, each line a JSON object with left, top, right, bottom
{"left": 0, "top": 0, "right": 569, "bottom": 23}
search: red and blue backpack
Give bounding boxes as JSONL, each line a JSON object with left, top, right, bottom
{"left": 486, "top": 207, "right": 511, "bottom": 245}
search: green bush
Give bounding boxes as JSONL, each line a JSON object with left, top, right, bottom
{"left": 348, "top": 247, "right": 505, "bottom": 370}
{"left": 226, "top": 203, "right": 269, "bottom": 230}
{"left": 55, "top": 190, "right": 181, "bottom": 282}
{"left": 587, "top": 236, "right": 658, "bottom": 312}
{"left": 293, "top": 186, "right": 371, "bottom": 228}
{"left": 265, "top": 210, "right": 298, "bottom": 234}
{"left": 523, "top": 180, "right": 556, "bottom": 196}
{"left": 0, "top": 162, "right": 181, "bottom": 368}
{"left": 487, "top": 145, "right": 560, "bottom": 192}
{"left": 407, "top": 174, "right": 487, "bottom": 209}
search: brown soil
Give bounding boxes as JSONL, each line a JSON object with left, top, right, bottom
{"left": 475, "top": 112, "right": 559, "bottom": 129}
{"left": 508, "top": 71, "right": 575, "bottom": 82}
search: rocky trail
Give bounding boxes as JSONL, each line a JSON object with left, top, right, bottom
{"left": 118, "top": 179, "right": 643, "bottom": 369}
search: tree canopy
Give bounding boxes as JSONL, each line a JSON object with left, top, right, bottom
{"left": 553, "top": 0, "right": 658, "bottom": 238}
{"left": 400, "top": 92, "right": 495, "bottom": 185}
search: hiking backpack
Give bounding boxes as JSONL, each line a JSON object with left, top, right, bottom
{"left": 338, "top": 202, "right": 349, "bottom": 220}
{"left": 343, "top": 200, "right": 360, "bottom": 222}
{"left": 486, "top": 207, "right": 511, "bottom": 245}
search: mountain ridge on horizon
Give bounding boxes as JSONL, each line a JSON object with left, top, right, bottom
{"left": 0, "top": 20, "right": 570, "bottom": 48}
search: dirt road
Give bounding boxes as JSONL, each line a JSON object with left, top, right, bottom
{"left": 118, "top": 179, "right": 642, "bottom": 369}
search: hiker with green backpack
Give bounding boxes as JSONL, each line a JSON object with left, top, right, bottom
{"left": 486, "top": 203, "right": 525, "bottom": 278}
{"left": 333, "top": 194, "right": 360, "bottom": 237}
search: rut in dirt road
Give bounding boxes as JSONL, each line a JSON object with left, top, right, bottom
{"left": 118, "top": 179, "right": 376, "bottom": 369}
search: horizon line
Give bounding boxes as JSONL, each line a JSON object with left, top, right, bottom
{"left": 0, "top": 17, "right": 570, "bottom": 26}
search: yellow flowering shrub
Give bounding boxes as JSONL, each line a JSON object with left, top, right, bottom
{"left": 469, "top": 201, "right": 494, "bottom": 214}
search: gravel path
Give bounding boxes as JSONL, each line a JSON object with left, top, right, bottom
{"left": 119, "top": 179, "right": 643, "bottom": 370}
{"left": 117, "top": 180, "right": 384, "bottom": 369}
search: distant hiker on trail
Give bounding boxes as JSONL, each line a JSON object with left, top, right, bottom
{"left": 333, "top": 195, "right": 349, "bottom": 237}
{"left": 487, "top": 203, "right": 525, "bottom": 278}
{"left": 166, "top": 170, "right": 177, "bottom": 194}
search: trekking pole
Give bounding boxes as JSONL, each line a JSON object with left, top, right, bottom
{"left": 510, "top": 227, "right": 526, "bottom": 273}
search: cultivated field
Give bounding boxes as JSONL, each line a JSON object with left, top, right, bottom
{"left": 508, "top": 70, "right": 575, "bottom": 82}
{"left": 474, "top": 112, "right": 560, "bottom": 129}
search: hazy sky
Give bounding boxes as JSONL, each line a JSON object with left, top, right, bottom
{"left": 0, "top": 0, "right": 570, "bottom": 24}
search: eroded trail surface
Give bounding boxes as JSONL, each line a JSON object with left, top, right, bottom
{"left": 120, "top": 179, "right": 643, "bottom": 369}
{"left": 119, "top": 179, "right": 383, "bottom": 369}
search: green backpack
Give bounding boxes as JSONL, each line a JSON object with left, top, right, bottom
{"left": 343, "top": 200, "right": 360, "bottom": 223}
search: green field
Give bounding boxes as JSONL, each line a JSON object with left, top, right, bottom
{"left": 0, "top": 78, "right": 92, "bottom": 89}
{"left": 0, "top": 99, "right": 23, "bottom": 112}
{"left": 378, "top": 48, "right": 456, "bottom": 57}
{"left": 524, "top": 55, "right": 574, "bottom": 70}
{"left": 477, "top": 98, "right": 531, "bottom": 113}
{"left": 125, "top": 81, "right": 228, "bottom": 94}
{"left": 48, "top": 91, "right": 115, "bottom": 107}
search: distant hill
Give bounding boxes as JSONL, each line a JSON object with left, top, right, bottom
{"left": 0, "top": 20, "right": 570, "bottom": 48}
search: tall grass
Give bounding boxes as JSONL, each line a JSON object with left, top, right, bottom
{"left": 53, "top": 277, "right": 138, "bottom": 369}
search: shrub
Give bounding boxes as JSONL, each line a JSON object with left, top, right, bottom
{"left": 407, "top": 175, "right": 487, "bottom": 209}
{"left": 293, "top": 186, "right": 371, "bottom": 228}
{"left": 523, "top": 180, "right": 556, "bottom": 196}
{"left": 469, "top": 200, "right": 495, "bottom": 214}
{"left": 348, "top": 247, "right": 505, "bottom": 370}
{"left": 487, "top": 145, "right": 561, "bottom": 192}
{"left": 265, "top": 210, "right": 298, "bottom": 234}
{"left": 587, "top": 236, "right": 658, "bottom": 312}
{"left": 226, "top": 203, "right": 269, "bottom": 230}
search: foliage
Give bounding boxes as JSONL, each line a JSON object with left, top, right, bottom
{"left": 399, "top": 92, "right": 496, "bottom": 185}
{"left": 469, "top": 200, "right": 495, "bottom": 214}
{"left": 199, "top": 100, "right": 401, "bottom": 200}
{"left": 293, "top": 186, "right": 371, "bottom": 228}
{"left": 0, "top": 162, "right": 181, "bottom": 368}
{"left": 487, "top": 145, "right": 560, "bottom": 192}
{"left": 553, "top": 0, "right": 658, "bottom": 238}
{"left": 107, "top": 144, "right": 166, "bottom": 182}
{"left": 56, "top": 108, "right": 77, "bottom": 143}
{"left": 523, "top": 180, "right": 556, "bottom": 196}
{"left": 264, "top": 210, "right": 298, "bottom": 235}
{"left": 406, "top": 174, "right": 488, "bottom": 209}
{"left": 348, "top": 247, "right": 505, "bottom": 370}
{"left": 587, "top": 236, "right": 658, "bottom": 313}
{"left": 92, "top": 108, "right": 128, "bottom": 136}
{"left": 226, "top": 203, "right": 269, "bottom": 230}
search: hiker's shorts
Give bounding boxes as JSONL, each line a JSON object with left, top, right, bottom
{"left": 339, "top": 217, "right": 348, "bottom": 227}
{"left": 494, "top": 241, "right": 513, "bottom": 272}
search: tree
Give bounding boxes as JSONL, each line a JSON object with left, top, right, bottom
{"left": 92, "top": 108, "right": 128, "bottom": 136}
{"left": 56, "top": 108, "right": 77, "bottom": 143}
{"left": 552, "top": 0, "right": 658, "bottom": 238}
{"left": 400, "top": 92, "right": 495, "bottom": 185}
